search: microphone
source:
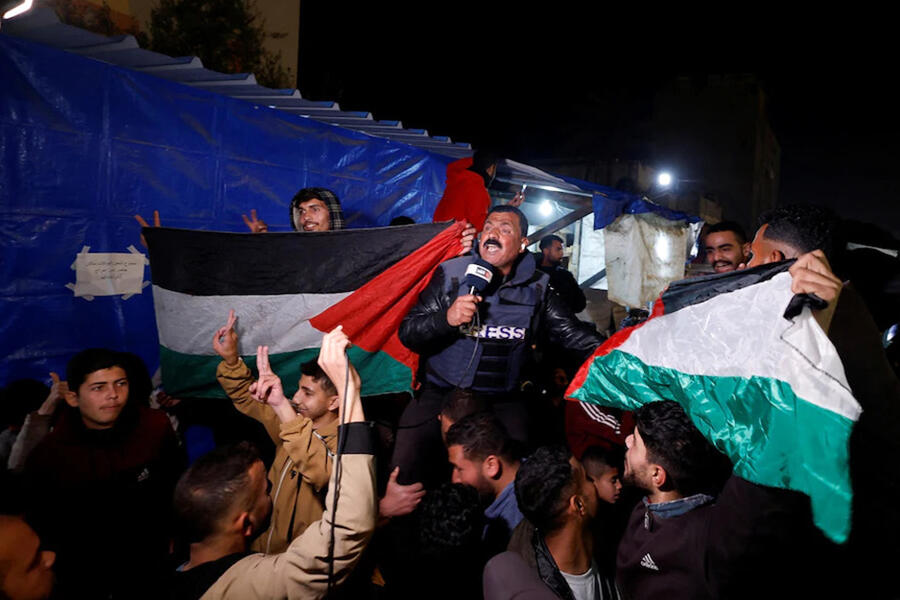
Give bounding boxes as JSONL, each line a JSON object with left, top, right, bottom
{"left": 463, "top": 258, "right": 494, "bottom": 295}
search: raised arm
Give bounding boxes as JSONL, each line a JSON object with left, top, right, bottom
{"left": 203, "top": 327, "right": 376, "bottom": 600}
{"left": 212, "top": 310, "right": 281, "bottom": 442}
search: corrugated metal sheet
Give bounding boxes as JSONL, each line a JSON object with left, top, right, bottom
{"left": 1, "top": 7, "right": 473, "bottom": 157}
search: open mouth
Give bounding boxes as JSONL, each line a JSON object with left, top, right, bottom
{"left": 713, "top": 262, "right": 733, "bottom": 272}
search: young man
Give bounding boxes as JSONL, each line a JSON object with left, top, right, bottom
{"left": 173, "top": 327, "right": 378, "bottom": 599}
{"left": 169, "top": 442, "right": 270, "bottom": 599}
{"left": 618, "top": 400, "right": 837, "bottom": 600}
{"left": 24, "top": 348, "right": 182, "bottom": 599}
{"left": 445, "top": 412, "right": 523, "bottom": 553}
{"left": 498, "top": 445, "right": 620, "bottom": 600}
{"left": 702, "top": 221, "right": 750, "bottom": 273}
{"left": 242, "top": 187, "right": 345, "bottom": 233}
{"left": 288, "top": 187, "right": 345, "bottom": 232}
{"left": 212, "top": 310, "right": 340, "bottom": 554}
{"left": 537, "top": 234, "right": 586, "bottom": 314}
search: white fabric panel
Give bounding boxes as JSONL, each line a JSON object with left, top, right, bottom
{"left": 605, "top": 213, "right": 690, "bottom": 307}
{"left": 152, "top": 286, "right": 350, "bottom": 355}
{"left": 615, "top": 272, "right": 860, "bottom": 421}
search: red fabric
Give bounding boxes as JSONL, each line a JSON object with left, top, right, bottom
{"left": 564, "top": 293, "right": 663, "bottom": 456}
{"left": 433, "top": 157, "right": 491, "bottom": 232}
{"left": 310, "top": 222, "right": 464, "bottom": 387}
{"left": 566, "top": 401, "right": 635, "bottom": 459}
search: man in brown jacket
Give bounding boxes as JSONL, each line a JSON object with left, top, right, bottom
{"left": 172, "top": 326, "right": 377, "bottom": 599}
{"left": 212, "top": 310, "right": 339, "bottom": 554}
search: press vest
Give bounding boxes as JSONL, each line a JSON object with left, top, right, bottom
{"left": 424, "top": 255, "right": 547, "bottom": 393}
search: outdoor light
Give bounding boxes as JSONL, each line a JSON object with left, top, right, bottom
{"left": 657, "top": 171, "right": 673, "bottom": 187}
{"left": 2, "top": 0, "right": 33, "bottom": 19}
{"left": 539, "top": 200, "right": 553, "bottom": 217}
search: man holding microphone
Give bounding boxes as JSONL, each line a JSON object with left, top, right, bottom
{"left": 393, "top": 206, "right": 604, "bottom": 487}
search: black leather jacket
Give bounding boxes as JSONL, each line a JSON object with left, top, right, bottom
{"left": 399, "top": 252, "right": 604, "bottom": 391}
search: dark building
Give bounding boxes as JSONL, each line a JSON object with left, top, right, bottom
{"left": 651, "top": 74, "right": 780, "bottom": 230}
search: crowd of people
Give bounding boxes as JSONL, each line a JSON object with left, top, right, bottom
{"left": 2, "top": 172, "right": 899, "bottom": 600}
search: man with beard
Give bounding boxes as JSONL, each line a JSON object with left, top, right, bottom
{"left": 395, "top": 206, "right": 603, "bottom": 487}
{"left": 702, "top": 221, "right": 750, "bottom": 274}
{"left": 618, "top": 401, "right": 834, "bottom": 600}
{"left": 537, "top": 235, "right": 586, "bottom": 314}
{"left": 445, "top": 412, "right": 523, "bottom": 554}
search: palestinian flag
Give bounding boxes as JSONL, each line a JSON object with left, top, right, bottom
{"left": 143, "top": 222, "right": 462, "bottom": 399}
{"left": 567, "top": 262, "right": 861, "bottom": 543}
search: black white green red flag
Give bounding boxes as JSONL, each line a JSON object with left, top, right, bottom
{"left": 566, "top": 262, "right": 861, "bottom": 543}
{"left": 144, "top": 222, "right": 463, "bottom": 399}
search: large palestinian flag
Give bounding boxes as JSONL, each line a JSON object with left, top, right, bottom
{"left": 143, "top": 222, "right": 462, "bottom": 399}
{"left": 567, "top": 262, "right": 861, "bottom": 543}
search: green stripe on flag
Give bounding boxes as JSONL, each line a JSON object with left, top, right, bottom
{"left": 159, "top": 345, "right": 412, "bottom": 399}
{"left": 571, "top": 349, "right": 855, "bottom": 543}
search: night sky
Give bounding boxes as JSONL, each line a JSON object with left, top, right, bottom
{"left": 298, "top": 5, "right": 900, "bottom": 240}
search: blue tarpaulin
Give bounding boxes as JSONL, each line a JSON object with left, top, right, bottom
{"left": 0, "top": 31, "right": 700, "bottom": 387}
{"left": 0, "top": 34, "right": 452, "bottom": 384}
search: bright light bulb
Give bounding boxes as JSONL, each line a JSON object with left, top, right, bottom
{"left": 3, "top": 0, "right": 33, "bottom": 19}
{"left": 539, "top": 200, "right": 553, "bottom": 217}
{"left": 657, "top": 172, "right": 673, "bottom": 187}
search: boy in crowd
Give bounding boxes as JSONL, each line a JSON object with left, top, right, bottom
{"left": 24, "top": 348, "right": 182, "bottom": 599}
{"left": 172, "top": 326, "right": 378, "bottom": 599}
{"left": 581, "top": 446, "right": 623, "bottom": 505}
{"left": 212, "top": 310, "right": 339, "bottom": 554}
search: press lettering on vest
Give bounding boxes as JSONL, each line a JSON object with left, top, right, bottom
{"left": 464, "top": 325, "right": 527, "bottom": 340}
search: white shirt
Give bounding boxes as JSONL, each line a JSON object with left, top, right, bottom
{"left": 560, "top": 560, "right": 599, "bottom": 600}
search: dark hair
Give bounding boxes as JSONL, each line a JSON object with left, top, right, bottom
{"left": 704, "top": 220, "right": 747, "bottom": 245}
{"left": 173, "top": 442, "right": 261, "bottom": 543}
{"left": 515, "top": 445, "right": 573, "bottom": 532}
{"left": 66, "top": 348, "right": 126, "bottom": 392}
{"left": 758, "top": 204, "right": 836, "bottom": 258}
{"left": 486, "top": 205, "right": 529, "bottom": 237}
{"left": 300, "top": 359, "right": 337, "bottom": 397}
{"left": 440, "top": 389, "right": 486, "bottom": 424}
{"left": 445, "top": 412, "right": 518, "bottom": 464}
{"left": 0, "top": 379, "right": 50, "bottom": 428}
{"left": 580, "top": 445, "right": 623, "bottom": 476}
{"left": 468, "top": 150, "right": 499, "bottom": 187}
{"left": 633, "top": 401, "right": 721, "bottom": 496}
{"left": 539, "top": 234, "right": 564, "bottom": 250}
{"left": 389, "top": 216, "right": 416, "bottom": 226}
{"left": 418, "top": 482, "right": 484, "bottom": 555}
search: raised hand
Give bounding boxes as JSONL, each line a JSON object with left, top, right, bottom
{"left": 248, "top": 345, "right": 297, "bottom": 424}
{"left": 38, "top": 372, "right": 67, "bottom": 416}
{"left": 317, "top": 326, "right": 364, "bottom": 423}
{"left": 789, "top": 249, "right": 843, "bottom": 333}
{"left": 379, "top": 467, "right": 425, "bottom": 518}
{"left": 212, "top": 310, "right": 240, "bottom": 366}
{"left": 242, "top": 209, "right": 269, "bottom": 233}
{"left": 508, "top": 190, "right": 525, "bottom": 207}
{"left": 134, "top": 210, "right": 161, "bottom": 248}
